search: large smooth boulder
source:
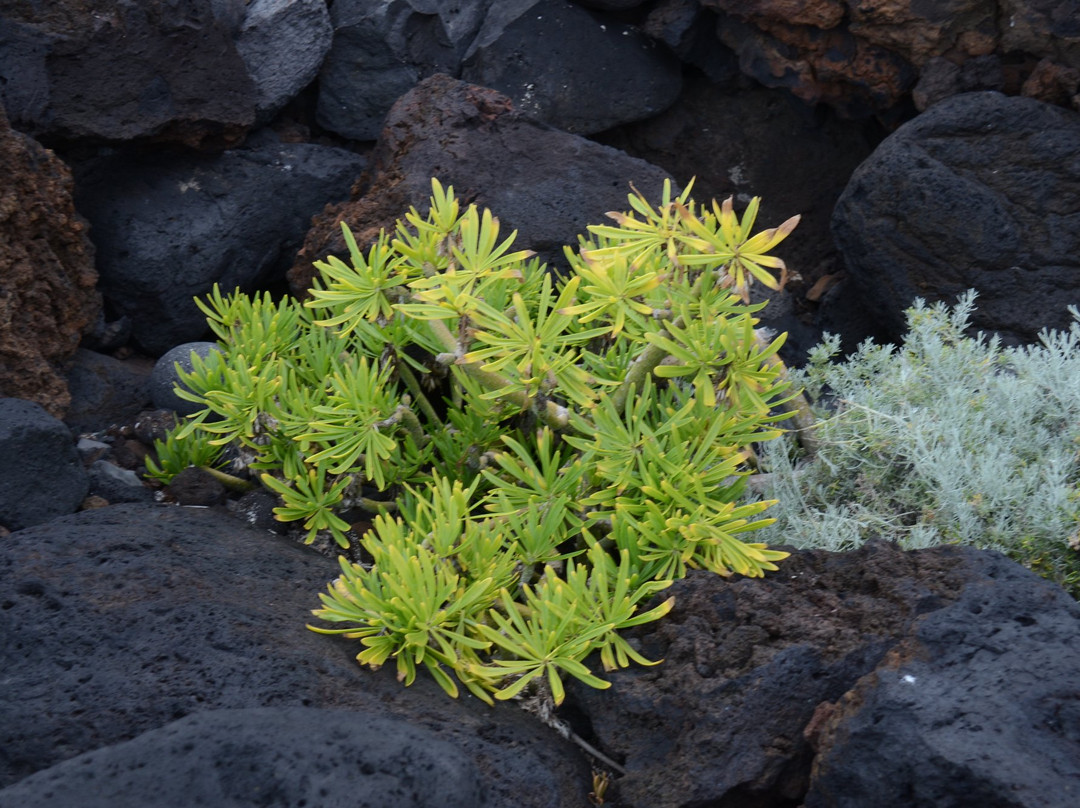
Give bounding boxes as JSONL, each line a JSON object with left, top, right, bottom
{"left": 0, "top": 503, "right": 591, "bottom": 804}
{"left": 830, "top": 91, "right": 1080, "bottom": 344}
{"left": 74, "top": 137, "right": 366, "bottom": 355}
{"left": 291, "top": 74, "right": 674, "bottom": 293}
{"left": 0, "top": 103, "right": 99, "bottom": 417}
{"left": 0, "top": 398, "right": 88, "bottom": 530}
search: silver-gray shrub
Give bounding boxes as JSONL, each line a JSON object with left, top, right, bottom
{"left": 752, "top": 291, "right": 1080, "bottom": 596}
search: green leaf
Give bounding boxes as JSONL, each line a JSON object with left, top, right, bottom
{"left": 307, "top": 230, "right": 410, "bottom": 330}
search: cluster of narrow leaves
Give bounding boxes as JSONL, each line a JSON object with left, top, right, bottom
{"left": 163, "top": 178, "right": 800, "bottom": 703}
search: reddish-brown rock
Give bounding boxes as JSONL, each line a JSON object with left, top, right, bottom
{"left": 846, "top": 0, "right": 998, "bottom": 66}
{"left": 1000, "top": 0, "right": 1080, "bottom": 71}
{"left": 705, "top": 1, "right": 1080, "bottom": 118}
{"left": 715, "top": 13, "right": 918, "bottom": 116}
{"left": 1022, "top": 57, "right": 1080, "bottom": 109}
{"left": 705, "top": 0, "right": 847, "bottom": 29}
{"left": 0, "top": 104, "right": 100, "bottom": 417}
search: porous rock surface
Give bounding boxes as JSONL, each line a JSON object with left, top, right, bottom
{"left": 315, "top": 0, "right": 681, "bottom": 140}
{"left": 85, "top": 459, "right": 154, "bottom": 505}
{"left": 712, "top": 5, "right": 919, "bottom": 117}
{"left": 565, "top": 539, "right": 1080, "bottom": 808}
{"left": 236, "top": 0, "right": 333, "bottom": 124}
{"left": 0, "top": 1, "right": 255, "bottom": 145}
{"left": 701, "top": 0, "right": 1080, "bottom": 116}
{"left": 2, "top": 4, "right": 1080, "bottom": 804}
{"left": 290, "top": 73, "right": 674, "bottom": 293}
{"left": 0, "top": 708, "right": 486, "bottom": 808}
{"left": 315, "top": 0, "right": 484, "bottom": 141}
{"left": 63, "top": 349, "right": 153, "bottom": 435}
{"left": 830, "top": 91, "right": 1080, "bottom": 344}
{"left": 0, "top": 0, "right": 331, "bottom": 145}
{"left": 459, "top": 0, "right": 683, "bottom": 135}
{"left": 307, "top": 0, "right": 1080, "bottom": 139}
{"left": 806, "top": 564, "right": 1080, "bottom": 807}
{"left": 0, "top": 103, "right": 99, "bottom": 417}
{"left": 0, "top": 398, "right": 88, "bottom": 531}
{"left": 4, "top": 501, "right": 1078, "bottom": 806}
{"left": 74, "top": 136, "right": 366, "bottom": 355}
{"left": 0, "top": 503, "right": 592, "bottom": 806}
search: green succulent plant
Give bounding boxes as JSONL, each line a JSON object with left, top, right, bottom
{"left": 143, "top": 426, "right": 225, "bottom": 484}
{"left": 159, "top": 178, "right": 802, "bottom": 703}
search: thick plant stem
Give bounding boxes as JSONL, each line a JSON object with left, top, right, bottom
{"left": 396, "top": 361, "right": 442, "bottom": 426}
{"left": 200, "top": 466, "right": 257, "bottom": 493}
{"left": 393, "top": 403, "right": 427, "bottom": 446}
{"left": 609, "top": 272, "right": 710, "bottom": 413}
{"left": 356, "top": 497, "right": 398, "bottom": 514}
{"left": 611, "top": 316, "right": 684, "bottom": 413}
{"left": 570, "top": 731, "right": 627, "bottom": 777}
{"left": 427, "top": 318, "right": 569, "bottom": 430}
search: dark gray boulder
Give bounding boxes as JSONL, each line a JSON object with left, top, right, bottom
{"left": 74, "top": 138, "right": 366, "bottom": 355}
{"left": 3, "top": 502, "right": 1078, "bottom": 806}
{"left": 564, "top": 540, "right": 1080, "bottom": 808}
{"left": 150, "top": 342, "right": 222, "bottom": 415}
{"left": 315, "top": 0, "right": 486, "bottom": 141}
{"left": 0, "top": 0, "right": 334, "bottom": 145}
{"left": 0, "top": 708, "right": 486, "bottom": 808}
{"left": 86, "top": 460, "right": 154, "bottom": 504}
{"left": 235, "top": 0, "right": 333, "bottom": 124}
{"left": 830, "top": 91, "right": 1080, "bottom": 344}
{"left": 0, "top": 1, "right": 256, "bottom": 145}
{"left": 805, "top": 564, "right": 1080, "bottom": 808}
{"left": 315, "top": 0, "right": 681, "bottom": 140}
{"left": 63, "top": 349, "right": 152, "bottom": 435}
{"left": 0, "top": 398, "right": 87, "bottom": 530}
{"left": 641, "top": 0, "right": 741, "bottom": 83}
{"left": 0, "top": 503, "right": 591, "bottom": 804}
{"left": 460, "top": 0, "right": 683, "bottom": 135}
{"left": 577, "top": 0, "right": 649, "bottom": 9}
{"left": 912, "top": 54, "right": 1008, "bottom": 111}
